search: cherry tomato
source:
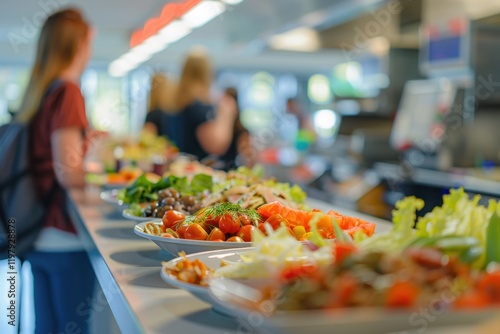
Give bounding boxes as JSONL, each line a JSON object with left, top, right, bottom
{"left": 207, "top": 227, "right": 226, "bottom": 241}
{"left": 200, "top": 222, "right": 212, "bottom": 234}
{"left": 227, "top": 236, "right": 244, "bottom": 242}
{"left": 237, "top": 225, "right": 255, "bottom": 242}
{"left": 161, "top": 233, "right": 176, "bottom": 238}
{"left": 184, "top": 223, "right": 209, "bottom": 240}
{"left": 219, "top": 214, "right": 240, "bottom": 234}
{"left": 162, "top": 210, "right": 186, "bottom": 229}
{"left": 210, "top": 239, "right": 224, "bottom": 242}
{"left": 238, "top": 214, "right": 252, "bottom": 226}
{"left": 174, "top": 221, "right": 190, "bottom": 238}
{"left": 477, "top": 271, "right": 500, "bottom": 304}
{"left": 203, "top": 214, "right": 219, "bottom": 227}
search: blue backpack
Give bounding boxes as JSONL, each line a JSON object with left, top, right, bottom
{"left": 0, "top": 81, "right": 62, "bottom": 259}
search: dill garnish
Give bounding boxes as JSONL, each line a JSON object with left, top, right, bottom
{"left": 197, "top": 202, "right": 262, "bottom": 223}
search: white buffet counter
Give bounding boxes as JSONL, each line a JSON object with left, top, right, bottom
{"left": 67, "top": 189, "right": 394, "bottom": 334}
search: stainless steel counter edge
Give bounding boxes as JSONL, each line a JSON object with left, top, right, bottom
{"left": 374, "top": 162, "right": 500, "bottom": 197}
{"left": 67, "top": 195, "right": 145, "bottom": 334}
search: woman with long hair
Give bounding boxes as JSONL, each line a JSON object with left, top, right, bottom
{"left": 16, "top": 8, "right": 95, "bottom": 334}
{"left": 143, "top": 72, "right": 179, "bottom": 139}
{"left": 175, "top": 48, "right": 237, "bottom": 160}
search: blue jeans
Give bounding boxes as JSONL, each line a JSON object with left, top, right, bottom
{"left": 25, "top": 251, "right": 95, "bottom": 334}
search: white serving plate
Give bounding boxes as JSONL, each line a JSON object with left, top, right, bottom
{"left": 100, "top": 189, "right": 128, "bottom": 208}
{"left": 159, "top": 248, "right": 499, "bottom": 333}
{"left": 101, "top": 182, "right": 129, "bottom": 191}
{"left": 123, "top": 209, "right": 162, "bottom": 222}
{"left": 209, "top": 278, "right": 499, "bottom": 334}
{"left": 134, "top": 222, "right": 252, "bottom": 255}
{"left": 160, "top": 248, "right": 251, "bottom": 312}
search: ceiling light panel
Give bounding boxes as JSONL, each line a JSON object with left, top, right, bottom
{"left": 181, "top": 1, "right": 226, "bottom": 28}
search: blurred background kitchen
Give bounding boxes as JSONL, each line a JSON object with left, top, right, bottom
{"left": 2, "top": 0, "right": 500, "bottom": 220}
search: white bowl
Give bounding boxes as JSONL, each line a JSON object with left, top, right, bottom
{"left": 134, "top": 222, "right": 252, "bottom": 255}
{"left": 100, "top": 189, "right": 128, "bottom": 209}
{"left": 160, "top": 248, "right": 251, "bottom": 310}
{"left": 123, "top": 209, "right": 161, "bottom": 222}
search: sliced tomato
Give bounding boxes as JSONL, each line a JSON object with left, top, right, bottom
{"left": 280, "top": 263, "right": 319, "bottom": 282}
{"left": 334, "top": 242, "right": 357, "bottom": 264}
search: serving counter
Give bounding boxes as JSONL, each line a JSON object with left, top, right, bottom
{"left": 67, "top": 188, "right": 393, "bottom": 334}
{"left": 374, "top": 162, "right": 500, "bottom": 197}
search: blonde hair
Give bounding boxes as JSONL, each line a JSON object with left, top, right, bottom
{"left": 175, "top": 48, "right": 212, "bottom": 110}
{"left": 148, "top": 72, "right": 177, "bottom": 113}
{"left": 16, "top": 8, "right": 90, "bottom": 122}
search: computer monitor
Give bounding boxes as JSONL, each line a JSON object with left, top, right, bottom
{"left": 420, "top": 18, "right": 470, "bottom": 74}
{"left": 390, "top": 79, "right": 456, "bottom": 151}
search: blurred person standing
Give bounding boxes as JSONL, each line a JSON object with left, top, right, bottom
{"left": 219, "top": 87, "right": 254, "bottom": 170}
{"left": 175, "top": 48, "right": 237, "bottom": 161}
{"left": 15, "top": 9, "right": 95, "bottom": 334}
{"left": 143, "top": 72, "right": 181, "bottom": 144}
{"left": 281, "top": 97, "right": 315, "bottom": 148}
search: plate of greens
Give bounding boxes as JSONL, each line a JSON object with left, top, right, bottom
{"left": 117, "top": 173, "right": 213, "bottom": 205}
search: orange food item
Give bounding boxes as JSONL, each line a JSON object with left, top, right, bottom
{"left": 257, "top": 202, "right": 376, "bottom": 239}
{"left": 477, "top": 271, "right": 500, "bottom": 305}
{"left": 334, "top": 242, "right": 358, "bottom": 264}
{"left": 107, "top": 173, "right": 126, "bottom": 184}
{"left": 258, "top": 202, "right": 314, "bottom": 229}
{"left": 454, "top": 291, "right": 491, "bottom": 309}
{"left": 385, "top": 281, "right": 420, "bottom": 308}
{"left": 184, "top": 224, "right": 208, "bottom": 240}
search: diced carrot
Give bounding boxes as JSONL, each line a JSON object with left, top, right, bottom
{"left": 454, "top": 291, "right": 490, "bottom": 309}
{"left": 477, "top": 271, "right": 500, "bottom": 305}
{"left": 258, "top": 201, "right": 376, "bottom": 239}
{"left": 386, "top": 281, "right": 420, "bottom": 308}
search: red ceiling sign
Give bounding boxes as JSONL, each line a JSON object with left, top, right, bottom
{"left": 130, "top": 0, "right": 202, "bottom": 47}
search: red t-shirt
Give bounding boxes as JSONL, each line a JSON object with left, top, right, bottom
{"left": 29, "top": 81, "right": 88, "bottom": 234}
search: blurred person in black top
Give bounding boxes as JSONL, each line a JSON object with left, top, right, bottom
{"left": 144, "top": 72, "right": 182, "bottom": 145}
{"left": 174, "top": 48, "right": 237, "bottom": 160}
{"left": 219, "top": 87, "right": 253, "bottom": 170}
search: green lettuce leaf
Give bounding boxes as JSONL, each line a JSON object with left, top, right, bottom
{"left": 416, "top": 188, "right": 492, "bottom": 268}
{"left": 190, "top": 174, "right": 213, "bottom": 194}
{"left": 262, "top": 180, "right": 307, "bottom": 204}
{"left": 358, "top": 196, "right": 424, "bottom": 252}
{"left": 485, "top": 202, "right": 500, "bottom": 268}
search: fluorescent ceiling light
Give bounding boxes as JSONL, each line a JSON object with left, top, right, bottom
{"left": 109, "top": 59, "right": 134, "bottom": 77}
{"left": 221, "top": 0, "right": 244, "bottom": 4}
{"left": 269, "top": 27, "right": 321, "bottom": 52}
{"left": 181, "top": 1, "right": 226, "bottom": 28}
{"left": 158, "top": 21, "right": 192, "bottom": 43}
{"left": 137, "top": 36, "right": 170, "bottom": 55}
{"left": 122, "top": 49, "right": 152, "bottom": 65}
